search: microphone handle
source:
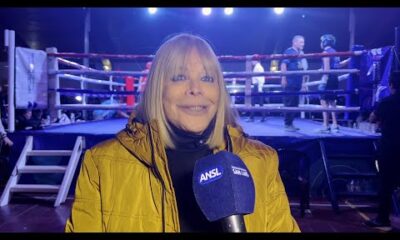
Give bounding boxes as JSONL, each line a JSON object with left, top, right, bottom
{"left": 220, "top": 214, "right": 247, "bottom": 233}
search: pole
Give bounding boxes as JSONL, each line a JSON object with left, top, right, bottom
{"left": 5, "top": 30, "right": 15, "bottom": 132}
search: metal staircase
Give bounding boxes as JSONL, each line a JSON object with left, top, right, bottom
{"left": 319, "top": 139, "right": 379, "bottom": 213}
{"left": 0, "top": 135, "right": 84, "bottom": 207}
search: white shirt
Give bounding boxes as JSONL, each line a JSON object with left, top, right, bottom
{"left": 252, "top": 62, "right": 265, "bottom": 92}
{"left": 0, "top": 121, "right": 6, "bottom": 135}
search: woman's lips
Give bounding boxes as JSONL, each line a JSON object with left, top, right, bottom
{"left": 178, "top": 105, "right": 209, "bottom": 115}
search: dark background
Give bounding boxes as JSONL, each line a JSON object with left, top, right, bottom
{"left": 0, "top": 7, "right": 398, "bottom": 57}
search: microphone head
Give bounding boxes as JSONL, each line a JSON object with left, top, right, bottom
{"left": 192, "top": 150, "right": 255, "bottom": 222}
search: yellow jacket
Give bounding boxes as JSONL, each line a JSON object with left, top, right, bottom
{"left": 65, "top": 117, "right": 300, "bottom": 232}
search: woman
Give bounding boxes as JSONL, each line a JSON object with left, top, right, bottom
{"left": 65, "top": 33, "right": 299, "bottom": 232}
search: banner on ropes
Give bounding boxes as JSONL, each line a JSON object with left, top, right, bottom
{"left": 15, "top": 47, "right": 48, "bottom": 109}
{"left": 359, "top": 46, "right": 394, "bottom": 111}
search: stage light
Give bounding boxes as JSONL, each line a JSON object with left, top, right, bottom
{"left": 103, "top": 65, "right": 111, "bottom": 71}
{"left": 202, "top": 8, "right": 212, "bottom": 16}
{"left": 270, "top": 60, "right": 279, "bottom": 72}
{"left": 148, "top": 8, "right": 157, "bottom": 15}
{"left": 273, "top": 8, "right": 285, "bottom": 15}
{"left": 102, "top": 59, "right": 112, "bottom": 71}
{"left": 224, "top": 8, "right": 234, "bottom": 15}
{"left": 75, "top": 96, "right": 83, "bottom": 102}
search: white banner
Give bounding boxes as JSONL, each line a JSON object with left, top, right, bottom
{"left": 15, "top": 47, "right": 48, "bottom": 109}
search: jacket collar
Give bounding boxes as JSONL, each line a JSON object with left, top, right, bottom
{"left": 116, "top": 112, "right": 248, "bottom": 168}
{"left": 116, "top": 113, "right": 160, "bottom": 167}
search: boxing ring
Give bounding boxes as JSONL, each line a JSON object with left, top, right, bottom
{"left": 3, "top": 29, "right": 396, "bottom": 214}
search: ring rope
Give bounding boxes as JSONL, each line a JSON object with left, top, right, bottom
{"left": 47, "top": 50, "right": 364, "bottom": 61}
{"left": 50, "top": 69, "right": 359, "bottom": 78}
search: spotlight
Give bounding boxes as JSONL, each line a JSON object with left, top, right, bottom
{"left": 273, "top": 8, "right": 285, "bottom": 15}
{"left": 224, "top": 8, "right": 234, "bottom": 15}
{"left": 148, "top": 8, "right": 157, "bottom": 15}
{"left": 102, "top": 59, "right": 112, "bottom": 71}
{"left": 270, "top": 60, "right": 279, "bottom": 72}
{"left": 202, "top": 8, "right": 212, "bottom": 16}
{"left": 75, "top": 96, "right": 83, "bottom": 102}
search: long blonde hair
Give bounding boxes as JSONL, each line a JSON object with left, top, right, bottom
{"left": 136, "top": 33, "right": 238, "bottom": 149}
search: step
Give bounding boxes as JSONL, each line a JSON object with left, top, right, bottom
{"left": 332, "top": 173, "right": 377, "bottom": 178}
{"left": 10, "top": 184, "right": 60, "bottom": 193}
{"left": 17, "top": 166, "right": 67, "bottom": 174}
{"left": 26, "top": 150, "right": 73, "bottom": 157}
{"left": 327, "top": 154, "right": 375, "bottom": 159}
{"left": 337, "top": 191, "right": 378, "bottom": 197}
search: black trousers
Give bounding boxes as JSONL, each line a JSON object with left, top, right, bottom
{"left": 0, "top": 143, "right": 11, "bottom": 186}
{"left": 376, "top": 151, "right": 400, "bottom": 222}
{"left": 283, "top": 85, "right": 301, "bottom": 126}
{"left": 250, "top": 83, "right": 265, "bottom": 119}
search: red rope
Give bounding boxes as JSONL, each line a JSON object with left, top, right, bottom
{"left": 48, "top": 51, "right": 364, "bottom": 61}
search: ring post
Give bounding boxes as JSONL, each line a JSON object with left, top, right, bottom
{"left": 47, "top": 47, "right": 62, "bottom": 121}
{"left": 5, "top": 29, "right": 15, "bottom": 132}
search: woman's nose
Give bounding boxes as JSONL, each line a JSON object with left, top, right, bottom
{"left": 187, "top": 78, "right": 203, "bottom": 96}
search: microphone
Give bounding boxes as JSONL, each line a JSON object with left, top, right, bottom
{"left": 192, "top": 150, "right": 255, "bottom": 232}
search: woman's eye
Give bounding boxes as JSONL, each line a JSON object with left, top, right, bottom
{"left": 171, "top": 74, "right": 187, "bottom": 81}
{"left": 201, "top": 75, "right": 214, "bottom": 83}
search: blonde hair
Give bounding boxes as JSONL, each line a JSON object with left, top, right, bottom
{"left": 136, "top": 33, "right": 238, "bottom": 149}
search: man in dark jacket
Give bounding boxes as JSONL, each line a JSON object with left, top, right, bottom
{"left": 365, "top": 71, "right": 400, "bottom": 231}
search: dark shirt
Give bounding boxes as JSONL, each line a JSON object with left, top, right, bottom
{"left": 165, "top": 120, "right": 221, "bottom": 232}
{"left": 322, "top": 47, "right": 341, "bottom": 91}
{"left": 322, "top": 47, "right": 340, "bottom": 70}
{"left": 375, "top": 92, "right": 400, "bottom": 151}
{"left": 16, "top": 115, "right": 42, "bottom": 131}
{"left": 0, "top": 94, "right": 6, "bottom": 119}
{"left": 282, "top": 47, "right": 303, "bottom": 88}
